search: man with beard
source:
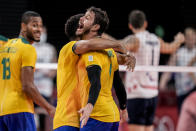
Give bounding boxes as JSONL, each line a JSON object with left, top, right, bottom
{"left": 53, "top": 10, "right": 131, "bottom": 131}
{"left": 76, "top": 7, "right": 128, "bottom": 131}
{"left": 0, "top": 11, "right": 55, "bottom": 131}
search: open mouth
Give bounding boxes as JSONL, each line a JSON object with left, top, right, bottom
{"left": 78, "top": 23, "right": 84, "bottom": 29}
{"left": 34, "top": 32, "right": 41, "bottom": 38}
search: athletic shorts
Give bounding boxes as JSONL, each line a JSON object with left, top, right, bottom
{"left": 127, "top": 96, "right": 158, "bottom": 125}
{"left": 0, "top": 112, "right": 36, "bottom": 131}
{"left": 80, "top": 118, "right": 119, "bottom": 131}
{"left": 54, "top": 126, "right": 79, "bottom": 131}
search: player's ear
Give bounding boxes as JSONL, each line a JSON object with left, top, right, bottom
{"left": 128, "top": 24, "right": 133, "bottom": 30}
{"left": 21, "top": 23, "right": 27, "bottom": 32}
{"left": 91, "top": 24, "right": 100, "bottom": 32}
{"left": 128, "top": 23, "right": 133, "bottom": 31}
{"left": 144, "top": 21, "right": 148, "bottom": 29}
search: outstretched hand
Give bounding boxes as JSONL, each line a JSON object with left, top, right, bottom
{"left": 78, "top": 103, "right": 94, "bottom": 128}
{"left": 174, "top": 32, "right": 185, "bottom": 44}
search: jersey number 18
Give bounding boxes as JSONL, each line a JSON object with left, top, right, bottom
{"left": 1, "top": 58, "right": 11, "bottom": 80}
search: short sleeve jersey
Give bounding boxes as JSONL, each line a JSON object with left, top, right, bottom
{"left": 53, "top": 41, "right": 81, "bottom": 129}
{"left": 77, "top": 49, "right": 120, "bottom": 122}
{"left": 0, "top": 37, "right": 37, "bottom": 116}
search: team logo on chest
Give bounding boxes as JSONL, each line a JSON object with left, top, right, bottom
{"left": 88, "top": 55, "right": 93, "bottom": 61}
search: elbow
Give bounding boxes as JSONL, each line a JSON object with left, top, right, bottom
{"left": 22, "top": 85, "right": 30, "bottom": 94}
{"left": 22, "top": 84, "right": 34, "bottom": 95}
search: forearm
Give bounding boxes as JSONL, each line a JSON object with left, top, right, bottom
{"left": 23, "top": 84, "right": 52, "bottom": 111}
{"left": 113, "top": 70, "right": 127, "bottom": 110}
{"left": 160, "top": 38, "right": 182, "bottom": 54}
{"left": 74, "top": 38, "right": 125, "bottom": 55}
{"left": 188, "top": 56, "right": 196, "bottom": 66}
{"left": 116, "top": 52, "right": 126, "bottom": 65}
{"left": 87, "top": 65, "right": 101, "bottom": 106}
{"left": 159, "top": 72, "right": 172, "bottom": 89}
{"left": 188, "top": 56, "right": 196, "bottom": 84}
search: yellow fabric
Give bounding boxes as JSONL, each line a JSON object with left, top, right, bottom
{"left": 0, "top": 41, "right": 7, "bottom": 47}
{"left": 0, "top": 37, "right": 36, "bottom": 116}
{"left": 77, "top": 49, "right": 120, "bottom": 122}
{"left": 53, "top": 41, "right": 81, "bottom": 129}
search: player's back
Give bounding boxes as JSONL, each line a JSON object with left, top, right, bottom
{"left": 53, "top": 41, "right": 81, "bottom": 129}
{"left": 125, "top": 31, "right": 160, "bottom": 99}
{"left": 77, "top": 49, "right": 120, "bottom": 122}
{"left": 0, "top": 36, "right": 36, "bottom": 116}
{"left": 135, "top": 31, "right": 160, "bottom": 66}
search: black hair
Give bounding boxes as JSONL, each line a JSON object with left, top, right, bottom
{"left": 21, "top": 11, "right": 41, "bottom": 24}
{"left": 87, "top": 6, "right": 109, "bottom": 35}
{"left": 65, "top": 13, "right": 84, "bottom": 40}
{"left": 128, "top": 10, "right": 146, "bottom": 29}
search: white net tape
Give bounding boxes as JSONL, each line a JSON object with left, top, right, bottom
{"left": 35, "top": 63, "right": 196, "bottom": 73}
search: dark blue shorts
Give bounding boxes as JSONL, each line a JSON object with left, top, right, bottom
{"left": 0, "top": 112, "right": 36, "bottom": 131}
{"left": 80, "top": 118, "right": 119, "bottom": 131}
{"left": 54, "top": 126, "right": 79, "bottom": 131}
{"left": 127, "top": 96, "right": 158, "bottom": 125}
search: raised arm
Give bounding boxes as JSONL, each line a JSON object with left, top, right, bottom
{"left": 21, "top": 67, "right": 55, "bottom": 117}
{"left": 74, "top": 37, "right": 126, "bottom": 55}
{"left": 160, "top": 32, "right": 185, "bottom": 54}
{"left": 188, "top": 55, "right": 196, "bottom": 85}
{"left": 159, "top": 54, "right": 177, "bottom": 90}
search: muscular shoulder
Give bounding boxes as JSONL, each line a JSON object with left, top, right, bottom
{"left": 60, "top": 41, "right": 76, "bottom": 53}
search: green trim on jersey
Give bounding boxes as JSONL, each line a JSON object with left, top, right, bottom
{"left": 0, "top": 35, "right": 8, "bottom": 42}
{"left": 19, "top": 36, "right": 30, "bottom": 44}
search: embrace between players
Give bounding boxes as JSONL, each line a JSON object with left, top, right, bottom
{"left": 0, "top": 6, "right": 136, "bottom": 131}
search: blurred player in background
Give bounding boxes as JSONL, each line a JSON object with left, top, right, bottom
{"left": 0, "top": 11, "right": 55, "bottom": 131}
{"left": 176, "top": 52, "right": 196, "bottom": 131}
{"left": 160, "top": 27, "right": 196, "bottom": 114}
{"left": 33, "top": 26, "right": 57, "bottom": 131}
{"left": 101, "top": 9, "right": 184, "bottom": 131}
{"left": 125, "top": 10, "right": 184, "bottom": 131}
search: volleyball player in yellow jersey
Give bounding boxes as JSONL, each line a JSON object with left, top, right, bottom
{"left": 78, "top": 49, "right": 126, "bottom": 131}
{"left": 0, "top": 11, "right": 55, "bottom": 131}
{"left": 74, "top": 7, "right": 127, "bottom": 131}
{"left": 53, "top": 13, "right": 127, "bottom": 131}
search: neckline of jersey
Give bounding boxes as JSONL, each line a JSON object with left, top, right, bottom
{"left": 18, "top": 36, "right": 30, "bottom": 44}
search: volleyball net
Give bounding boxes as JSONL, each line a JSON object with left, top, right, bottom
{"left": 35, "top": 63, "right": 196, "bottom": 73}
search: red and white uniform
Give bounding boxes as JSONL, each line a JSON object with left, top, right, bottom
{"left": 125, "top": 31, "right": 161, "bottom": 99}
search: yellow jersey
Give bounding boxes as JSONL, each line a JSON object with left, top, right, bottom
{"left": 77, "top": 49, "right": 120, "bottom": 122}
{"left": 53, "top": 41, "right": 81, "bottom": 129}
{"left": 0, "top": 36, "right": 37, "bottom": 116}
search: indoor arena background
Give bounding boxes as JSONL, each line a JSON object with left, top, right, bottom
{"left": 1, "top": 0, "right": 196, "bottom": 131}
